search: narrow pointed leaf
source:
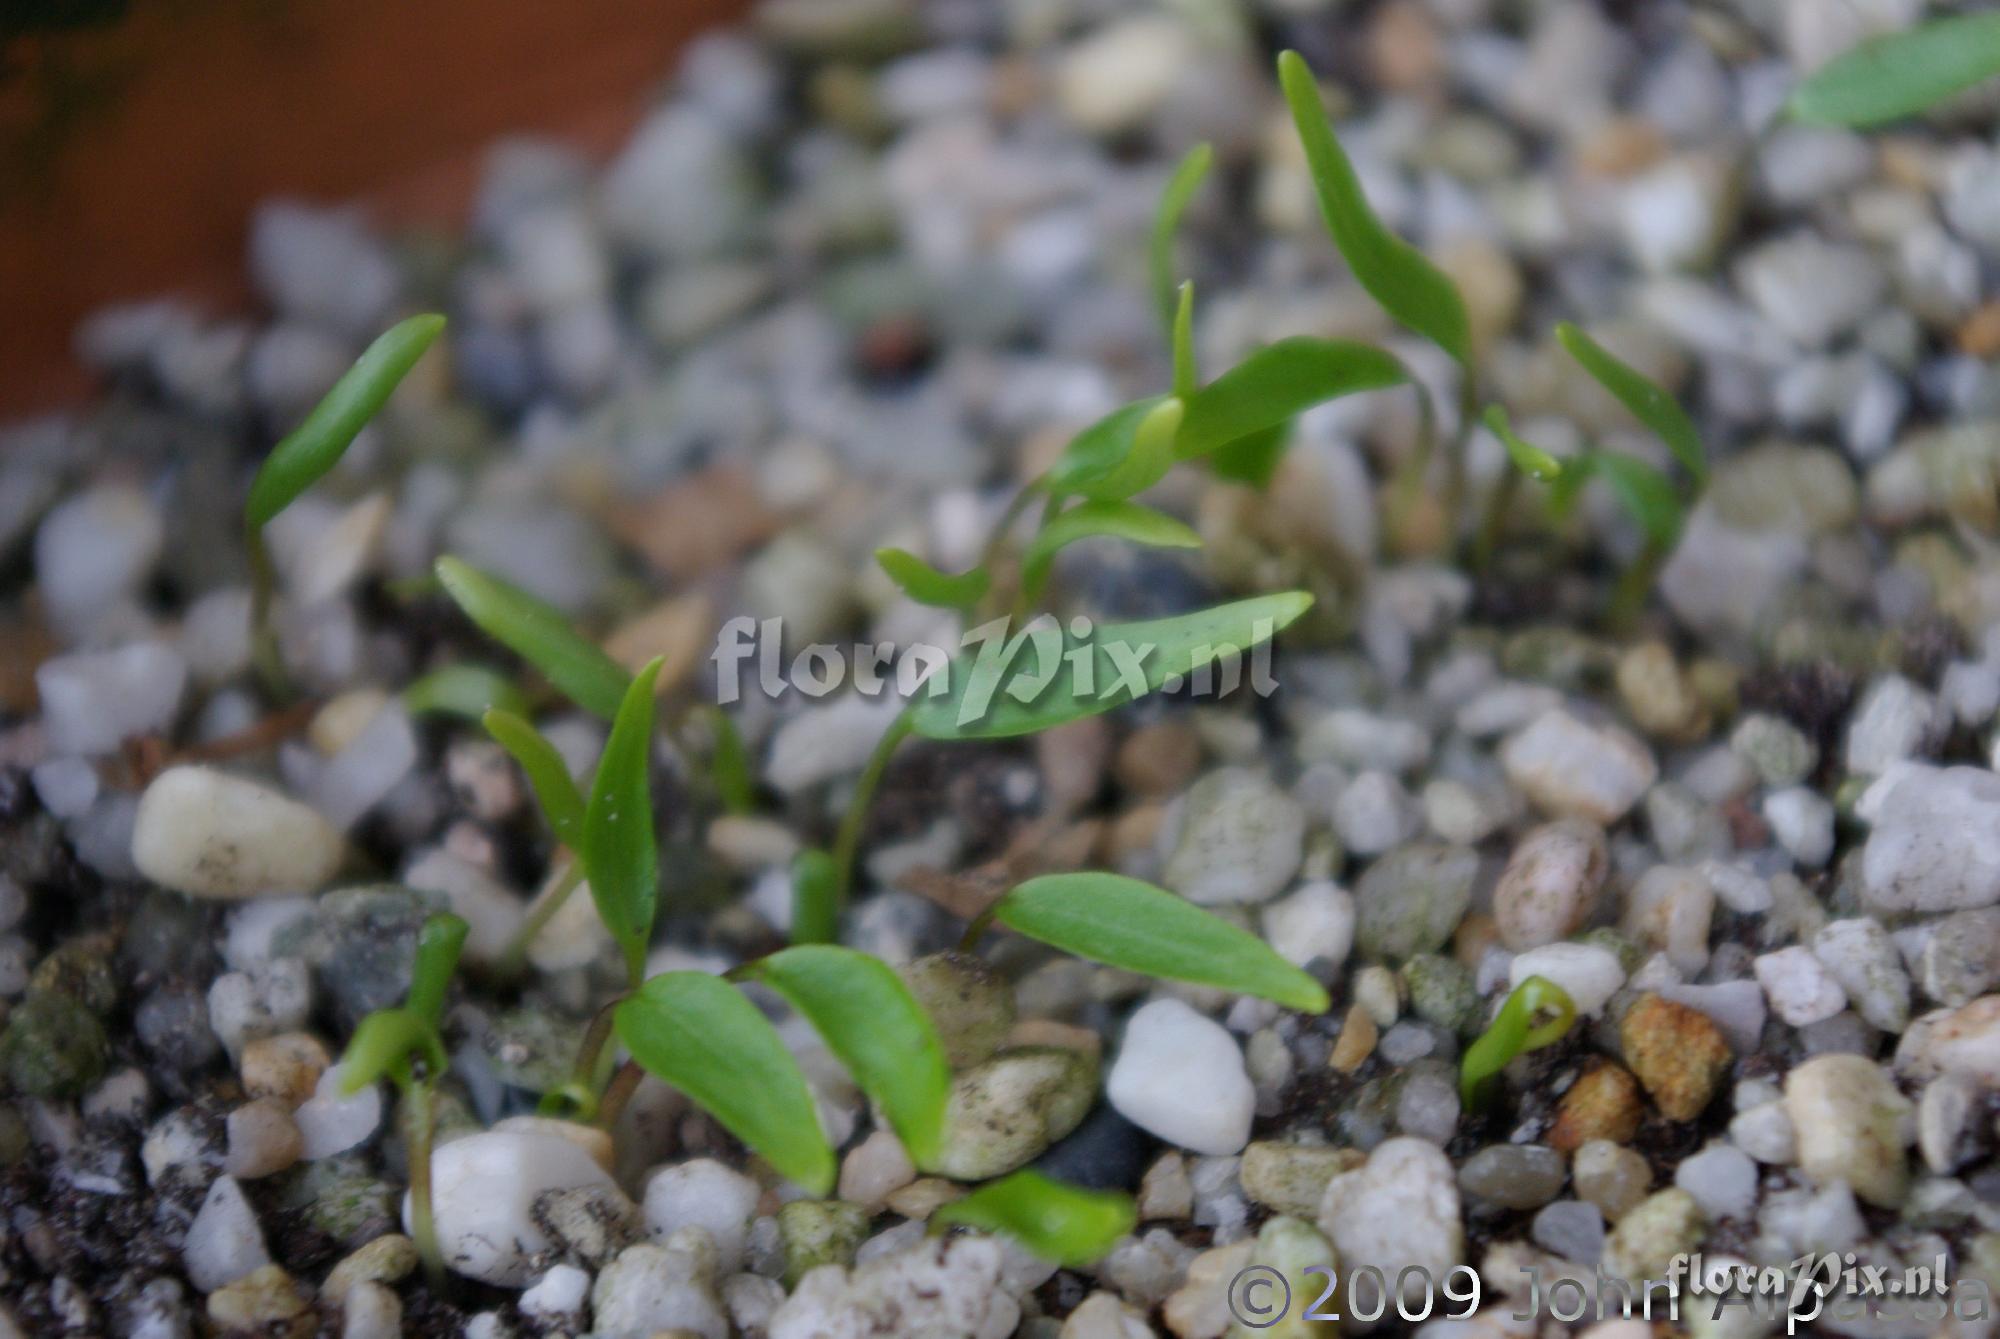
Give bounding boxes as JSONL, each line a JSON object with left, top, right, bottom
{"left": 993, "top": 872, "right": 1329, "bottom": 1012}
{"left": 1484, "top": 406, "right": 1563, "bottom": 483}
{"left": 1788, "top": 11, "right": 2000, "bottom": 128}
{"left": 1070, "top": 397, "right": 1184, "bottom": 503}
{"left": 1207, "top": 422, "right": 1290, "bottom": 487}
{"left": 746, "top": 946, "right": 951, "bottom": 1167}
{"left": 617, "top": 972, "right": 836, "bottom": 1194}
{"left": 246, "top": 314, "right": 445, "bottom": 532}
{"left": 1460, "top": 975, "right": 1575, "bottom": 1106}
{"left": 1555, "top": 323, "right": 1705, "bottom": 485}
{"left": 708, "top": 707, "right": 757, "bottom": 816}
{"left": 435, "top": 556, "right": 630, "bottom": 719}
{"left": 403, "top": 664, "right": 530, "bottom": 721}
{"left": 933, "top": 1171, "right": 1136, "bottom": 1267}
{"left": 1277, "top": 51, "right": 1470, "bottom": 366}
{"left": 584, "top": 657, "right": 664, "bottom": 985}
{"left": 875, "top": 548, "right": 991, "bottom": 610}
{"left": 1151, "top": 144, "right": 1213, "bottom": 328}
{"left": 405, "top": 913, "right": 469, "bottom": 1029}
{"left": 483, "top": 709, "right": 585, "bottom": 846}
{"left": 1176, "top": 337, "right": 1405, "bottom": 460}
{"left": 1022, "top": 500, "right": 1200, "bottom": 598}
{"left": 789, "top": 849, "right": 840, "bottom": 946}
{"left": 1590, "top": 452, "right": 1684, "bottom": 548}
{"left": 909, "top": 591, "right": 1313, "bottom": 741}
{"left": 1045, "top": 397, "right": 1170, "bottom": 497}
{"left": 1170, "top": 280, "right": 1198, "bottom": 400}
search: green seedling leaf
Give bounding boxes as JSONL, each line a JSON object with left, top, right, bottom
{"left": 708, "top": 707, "right": 757, "bottom": 816}
{"left": 617, "top": 971, "right": 836, "bottom": 1195}
{"left": 1554, "top": 323, "right": 1705, "bottom": 486}
{"left": 1021, "top": 500, "right": 1200, "bottom": 599}
{"left": 1176, "top": 337, "right": 1405, "bottom": 461}
{"left": 1276, "top": 51, "right": 1470, "bottom": 366}
{"left": 245, "top": 314, "right": 445, "bottom": 533}
{"left": 339, "top": 1008, "right": 444, "bottom": 1094}
{"left": 993, "top": 873, "right": 1329, "bottom": 1012}
{"left": 403, "top": 665, "right": 530, "bottom": 721}
{"left": 1070, "top": 397, "right": 1185, "bottom": 503}
{"left": 933, "top": 1170, "right": 1136, "bottom": 1268}
{"left": 1460, "top": 975, "right": 1576, "bottom": 1107}
{"left": 745, "top": 946, "right": 951, "bottom": 1167}
{"left": 1170, "top": 280, "right": 1198, "bottom": 400}
{"left": 1788, "top": 11, "right": 2000, "bottom": 128}
{"left": 1590, "top": 452, "right": 1684, "bottom": 548}
{"left": 790, "top": 849, "right": 841, "bottom": 946}
{"left": 584, "top": 657, "right": 664, "bottom": 986}
{"left": 875, "top": 548, "right": 992, "bottom": 610}
{"left": 1045, "top": 397, "right": 1171, "bottom": 498}
{"left": 404, "top": 913, "right": 469, "bottom": 1030}
{"left": 483, "top": 709, "right": 585, "bottom": 847}
{"left": 1151, "top": 144, "right": 1213, "bottom": 329}
{"left": 435, "top": 556, "right": 630, "bottom": 720}
{"left": 910, "top": 592, "right": 1314, "bottom": 741}
{"left": 1484, "top": 406, "right": 1563, "bottom": 483}
{"left": 1206, "top": 422, "right": 1290, "bottom": 487}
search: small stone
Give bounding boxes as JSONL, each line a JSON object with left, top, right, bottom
{"left": 35, "top": 484, "right": 163, "bottom": 629}
{"left": 1754, "top": 946, "right": 1848, "bottom": 1027}
{"left": 766, "top": 1237, "right": 1019, "bottom": 1339}
{"left": 294, "top": 1063, "right": 382, "bottom": 1159}
{"left": 592, "top": 1240, "right": 728, "bottom": 1339}
{"left": 1858, "top": 764, "right": 2000, "bottom": 912}
{"left": 839, "top": 1129, "right": 916, "bottom": 1210}
{"left": 1730, "top": 714, "right": 1818, "bottom": 786}
{"left": 1673, "top": 1143, "right": 1757, "bottom": 1221}
{"left": 1729, "top": 1100, "right": 1796, "bottom": 1165}
{"left": 1260, "top": 880, "right": 1354, "bottom": 970}
{"left": 1600, "top": 1188, "right": 1704, "bottom": 1284}
{"left": 779, "top": 1199, "right": 871, "bottom": 1288}
{"left": 644, "top": 1158, "right": 762, "bottom": 1275}
{"left": 37, "top": 643, "right": 187, "bottom": 758}
{"left": 1549, "top": 1063, "right": 1644, "bottom": 1155}
{"left": 1137, "top": 1152, "right": 1192, "bottom": 1222}
{"left": 0, "top": 991, "right": 108, "bottom": 1098}
{"left": 1619, "top": 154, "right": 1735, "bottom": 273}
{"left": 1736, "top": 233, "right": 1887, "bottom": 347}
{"left": 239, "top": 1032, "right": 329, "bottom": 1109}
{"left": 1764, "top": 787, "right": 1834, "bottom": 867}
{"left": 1354, "top": 842, "right": 1478, "bottom": 961}
{"left": 520, "top": 1263, "right": 591, "bottom": 1321}
{"left": 1160, "top": 1238, "right": 1253, "bottom": 1339}
{"left": 883, "top": 1177, "right": 962, "bottom": 1222}
{"left": 1615, "top": 642, "right": 1710, "bottom": 742}
{"left": 1494, "top": 819, "right": 1608, "bottom": 950}
{"left": 1917, "top": 1073, "right": 1979, "bottom": 1174}
{"left": 1331, "top": 771, "right": 1418, "bottom": 857}
{"left": 321, "top": 1235, "right": 419, "bottom": 1302}
{"left": 934, "top": 1047, "right": 1097, "bottom": 1180}
{"left": 1622, "top": 865, "right": 1715, "bottom": 975}
{"left": 1500, "top": 709, "right": 1658, "bottom": 825}
{"left": 900, "top": 952, "right": 1014, "bottom": 1070}
{"left": 205, "top": 1265, "right": 309, "bottom": 1332}
{"left": 1784, "top": 1053, "right": 1910, "bottom": 1207}
{"left": 1458, "top": 1143, "right": 1566, "bottom": 1210}
{"left": 225, "top": 1100, "right": 302, "bottom": 1179}
{"left": 1620, "top": 994, "right": 1733, "bottom": 1121}
{"left": 1055, "top": 16, "right": 1192, "bottom": 136}
{"left": 1401, "top": 954, "right": 1478, "bottom": 1032}
{"left": 183, "top": 1175, "right": 271, "bottom": 1292}
{"left": 132, "top": 767, "right": 344, "bottom": 900}
{"left": 1845, "top": 676, "right": 1947, "bottom": 775}
{"left": 1162, "top": 769, "right": 1305, "bottom": 906}
{"left": 1508, "top": 943, "right": 1626, "bottom": 1018}
{"left": 424, "top": 1129, "right": 627, "bottom": 1286}
{"left": 340, "top": 1280, "right": 401, "bottom": 1339}
{"left": 1107, "top": 1000, "right": 1252, "bottom": 1157}
{"left": 1239, "top": 1142, "right": 1363, "bottom": 1218}
{"left": 1914, "top": 909, "right": 2000, "bottom": 1006}
{"left": 1572, "top": 1140, "right": 1652, "bottom": 1222}
{"left": 1656, "top": 981, "right": 1767, "bottom": 1055}
{"left": 1060, "top": 1292, "right": 1154, "bottom": 1339}
{"left": 1328, "top": 1003, "right": 1377, "bottom": 1073}
{"left": 1316, "top": 1138, "right": 1463, "bottom": 1308}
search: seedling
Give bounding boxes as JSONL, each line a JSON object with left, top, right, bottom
{"left": 244, "top": 314, "right": 444, "bottom": 692}
{"left": 933, "top": 1170, "right": 1137, "bottom": 1267}
{"left": 1458, "top": 975, "right": 1577, "bottom": 1109}
{"left": 1487, "top": 322, "right": 1706, "bottom": 628}
{"left": 1787, "top": 11, "right": 2000, "bottom": 128}
{"left": 434, "top": 556, "right": 630, "bottom": 720}
{"left": 401, "top": 664, "right": 530, "bottom": 721}
{"left": 337, "top": 912, "right": 468, "bottom": 1287}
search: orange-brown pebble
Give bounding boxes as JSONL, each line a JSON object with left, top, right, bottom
{"left": 1619, "top": 993, "right": 1734, "bottom": 1122}
{"left": 1548, "top": 1062, "right": 1644, "bottom": 1154}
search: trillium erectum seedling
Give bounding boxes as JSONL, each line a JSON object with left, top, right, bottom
{"left": 1786, "top": 10, "right": 2000, "bottom": 129}
{"left": 337, "top": 912, "right": 468, "bottom": 1287}
{"left": 933, "top": 1170, "right": 1138, "bottom": 1268}
{"left": 1459, "top": 975, "right": 1578, "bottom": 1109}
{"left": 243, "top": 313, "right": 444, "bottom": 691}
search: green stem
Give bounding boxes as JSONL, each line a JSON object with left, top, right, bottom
{"left": 1472, "top": 467, "right": 1520, "bottom": 572}
{"left": 247, "top": 533, "right": 290, "bottom": 699}
{"left": 1607, "top": 538, "right": 1669, "bottom": 634}
{"left": 1443, "top": 372, "right": 1479, "bottom": 545}
{"left": 494, "top": 857, "right": 586, "bottom": 979}
{"left": 1386, "top": 377, "right": 1439, "bottom": 543}
{"left": 597, "top": 1059, "right": 645, "bottom": 1131}
{"left": 407, "top": 1078, "right": 444, "bottom": 1289}
{"left": 829, "top": 712, "right": 916, "bottom": 912}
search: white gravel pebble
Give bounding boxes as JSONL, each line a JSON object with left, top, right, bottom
{"left": 37, "top": 643, "right": 188, "bottom": 757}
{"left": 1811, "top": 919, "right": 1910, "bottom": 1033}
{"left": 1762, "top": 787, "right": 1833, "bottom": 868}
{"left": 292, "top": 1063, "right": 382, "bottom": 1159}
{"left": 1508, "top": 943, "right": 1626, "bottom": 1017}
{"left": 1858, "top": 764, "right": 2000, "bottom": 912}
{"left": 1785, "top": 1054, "right": 1911, "bottom": 1208}
{"left": 34, "top": 484, "right": 163, "bottom": 631}
{"left": 1754, "top": 946, "right": 1848, "bottom": 1027}
{"left": 1331, "top": 770, "right": 1419, "bottom": 856}
{"left": 1260, "top": 880, "right": 1355, "bottom": 970}
{"left": 1107, "top": 999, "right": 1254, "bottom": 1156}
{"left": 132, "top": 766, "right": 345, "bottom": 900}
{"left": 422, "top": 1130, "right": 629, "bottom": 1286}
{"left": 1728, "top": 1101, "right": 1796, "bottom": 1165}
{"left": 1493, "top": 819, "right": 1607, "bottom": 950}
{"left": 1316, "top": 1138, "right": 1463, "bottom": 1308}
{"left": 1844, "top": 676, "right": 1946, "bottom": 776}
{"left": 1673, "top": 1144, "right": 1758, "bottom": 1222}
{"left": 1500, "top": 709, "right": 1657, "bottom": 825}
{"left": 520, "top": 1263, "right": 591, "bottom": 1319}
{"left": 1162, "top": 768, "right": 1304, "bottom": 906}
{"left": 768, "top": 1237, "right": 1018, "bottom": 1339}
{"left": 182, "top": 1175, "right": 270, "bottom": 1292}
{"left": 592, "top": 1240, "right": 727, "bottom": 1339}
{"left": 644, "top": 1158, "right": 763, "bottom": 1275}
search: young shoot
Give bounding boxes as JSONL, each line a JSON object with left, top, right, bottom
{"left": 401, "top": 664, "right": 530, "bottom": 722}
{"left": 933, "top": 1170, "right": 1137, "bottom": 1267}
{"left": 337, "top": 912, "right": 468, "bottom": 1287}
{"left": 1459, "top": 975, "right": 1577, "bottom": 1109}
{"left": 1787, "top": 11, "right": 2000, "bottom": 129}
{"left": 244, "top": 314, "right": 444, "bottom": 691}
{"left": 434, "top": 555, "right": 631, "bottom": 720}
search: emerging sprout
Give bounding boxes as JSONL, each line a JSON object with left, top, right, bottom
{"left": 244, "top": 314, "right": 444, "bottom": 691}
{"left": 338, "top": 912, "right": 468, "bottom": 1287}
{"left": 1459, "top": 975, "right": 1577, "bottom": 1109}
{"left": 434, "top": 555, "right": 631, "bottom": 720}
{"left": 1787, "top": 11, "right": 2000, "bottom": 129}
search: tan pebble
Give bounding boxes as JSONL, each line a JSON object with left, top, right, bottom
{"left": 1959, "top": 301, "right": 2000, "bottom": 359}
{"left": 1137, "top": 1151, "right": 1192, "bottom": 1221}
{"left": 837, "top": 1129, "right": 917, "bottom": 1210}
{"left": 1576, "top": 118, "right": 1668, "bottom": 178}
{"left": 1162, "top": 1240, "right": 1256, "bottom": 1339}
{"left": 1619, "top": 994, "right": 1733, "bottom": 1121}
{"left": 603, "top": 594, "right": 713, "bottom": 698}
{"left": 321, "top": 1234, "right": 419, "bottom": 1303}
{"left": 206, "top": 1264, "right": 311, "bottom": 1333}
{"left": 1115, "top": 722, "right": 1202, "bottom": 798}
{"left": 884, "top": 1177, "right": 965, "bottom": 1221}
{"left": 311, "top": 690, "right": 391, "bottom": 756}
{"left": 1572, "top": 1139, "right": 1652, "bottom": 1222}
{"left": 240, "top": 1033, "right": 331, "bottom": 1110}
{"left": 1328, "top": 1003, "right": 1377, "bottom": 1073}
{"left": 224, "top": 1099, "right": 303, "bottom": 1180}
{"left": 1549, "top": 1062, "right": 1644, "bottom": 1153}
{"left": 1005, "top": 1019, "right": 1103, "bottom": 1062}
